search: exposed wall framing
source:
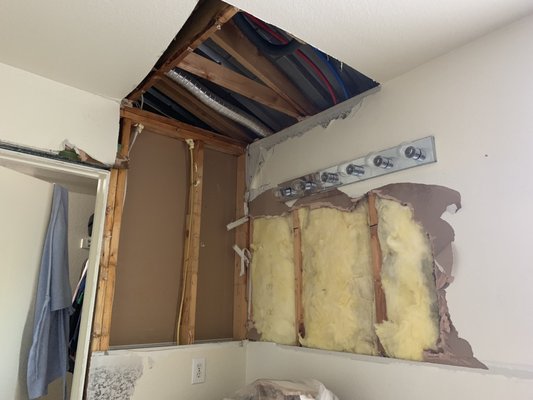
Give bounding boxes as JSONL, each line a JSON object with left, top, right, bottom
{"left": 178, "top": 142, "right": 205, "bottom": 345}
{"left": 367, "top": 191, "right": 388, "bottom": 355}
{"left": 233, "top": 154, "right": 248, "bottom": 339}
{"left": 91, "top": 118, "right": 132, "bottom": 352}
{"left": 292, "top": 210, "right": 304, "bottom": 342}
{"left": 91, "top": 106, "right": 248, "bottom": 352}
{"left": 120, "top": 107, "right": 246, "bottom": 156}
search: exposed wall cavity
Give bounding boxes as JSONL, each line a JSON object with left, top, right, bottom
{"left": 248, "top": 183, "right": 484, "bottom": 368}
{"left": 298, "top": 203, "right": 377, "bottom": 355}
{"left": 375, "top": 198, "right": 439, "bottom": 361}
{"left": 250, "top": 215, "right": 296, "bottom": 345}
{"left": 86, "top": 354, "right": 143, "bottom": 400}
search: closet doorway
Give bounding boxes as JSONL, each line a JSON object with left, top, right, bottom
{"left": 0, "top": 147, "right": 109, "bottom": 400}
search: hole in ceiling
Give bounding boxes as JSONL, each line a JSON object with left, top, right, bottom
{"left": 129, "top": 2, "right": 379, "bottom": 143}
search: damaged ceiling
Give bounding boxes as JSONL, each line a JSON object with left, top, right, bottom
{"left": 0, "top": 0, "right": 531, "bottom": 101}
{"left": 128, "top": 1, "right": 379, "bottom": 143}
{"left": 0, "top": 0, "right": 531, "bottom": 143}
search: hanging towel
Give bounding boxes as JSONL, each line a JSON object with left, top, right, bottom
{"left": 27, "top": 184, "right": 72, "bottom": 399}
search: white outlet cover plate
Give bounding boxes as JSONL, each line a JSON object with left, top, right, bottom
{"left": 191, "top": 358, "right": 206, "bottom": 384}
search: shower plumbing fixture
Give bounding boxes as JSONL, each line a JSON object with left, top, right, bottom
{"left": 273, "top": 136, "right": 436, "bottom": 201}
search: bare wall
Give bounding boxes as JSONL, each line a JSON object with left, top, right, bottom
{"left": 111, "top": 132, "right": 188, "bottom": 345}
{"left": 111, "top": 135, "right": 238, "bottom": 345}
{"left": 196, "top": 149, "right": 237, "bottom": 341}
{"left": 0, "top": 167, "right": 52, "bottom": 400}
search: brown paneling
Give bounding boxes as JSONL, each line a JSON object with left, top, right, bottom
{"left": 195, "top": 149, "right": 237, "bottom": 340}
{"left": 110, "top": 132, "right": 188, "bottom": 345}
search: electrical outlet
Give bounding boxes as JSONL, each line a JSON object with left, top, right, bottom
{"left": 191, "top": 358, "right": 206, "bottom": 384}
{"left": 80, "top": 237, "right": 91, "bottom": 250}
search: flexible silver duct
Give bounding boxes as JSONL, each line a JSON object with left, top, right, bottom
{"left": 166, "top": 69, "right": 273, "bottom": 138}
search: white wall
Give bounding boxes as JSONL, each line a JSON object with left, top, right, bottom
{"left": 89, "top": 342, "right": 246, "bottom": 400}
{"left": 0, "top": 62, "right": 119, "bottom": 165}
{"left": 0, "top": 167, "right": 53, "bottom": 400}
{"left": 252, "top": 13, "right": 533, "bottom": 370}
{"left": 246, "top": 342, "right": 533, "bottom": 400}
{"left": 68, "top": 192, "right": 96, "bottom": 291}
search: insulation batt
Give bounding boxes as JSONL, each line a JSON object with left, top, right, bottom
{"left": 375, "top": 198, "right": 439, "bottom": 361}
{"left": 298, "top": 202, "right": 378, "bottom": 355}
{"left": 251, "top": 216, "right": 296, "bottom": 345}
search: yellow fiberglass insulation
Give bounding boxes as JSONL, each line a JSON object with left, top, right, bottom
{"left": 299, "top": 203, "right": 378, "bottom": 355}
{"left": 251, "top": 216, "right": 296, "bottom": 345}
{"left": 375, "top": 198, "right": 439, "bottom": 361}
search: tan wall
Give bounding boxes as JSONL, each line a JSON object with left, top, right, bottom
{"left": 196, "top": 149, "right": 237, "bottom": 341}
{"left": 111, "top": 133, "right": 237, "bottom": 345}
{"left": 111, "top": 132, "right": 188, "bottom": 345}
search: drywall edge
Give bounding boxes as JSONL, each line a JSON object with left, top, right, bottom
{"left": 246, "top": 86, "right": 380, "bottom": 197}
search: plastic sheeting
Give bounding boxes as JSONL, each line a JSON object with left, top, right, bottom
{"left": 224, "top": 379, "right": 339, "bottom": 400}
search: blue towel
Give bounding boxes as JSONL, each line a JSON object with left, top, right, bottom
{"left": 27, "top": 184, "right": 72, "bottom": 399}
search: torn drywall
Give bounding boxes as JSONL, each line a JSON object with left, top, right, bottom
{"left": 247, "top": 182, "right": 484, "bottom": 368}
{"left": 375, "top": 183, "right": 486, "bottom": 368}
{"left": 246, "top": 87, "right": 379, "bottom": 197}
{"left": 86, "top": 354, "right": 143, "bottom": 400}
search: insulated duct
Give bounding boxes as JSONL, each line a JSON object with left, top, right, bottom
{"left": 166, "top": 70, "right": 273, "bottom": 138}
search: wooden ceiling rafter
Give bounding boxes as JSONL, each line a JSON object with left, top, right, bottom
{"left": 178, "top": 52, "right": 302, "bottom": 119}
{"left": 211, "top": 20, "right": 318, "bottom": 116}
{"left": 120, "top": 107, "right": 246, "bottom": 156}
{"left": 154, "top": 76, "right": 252, "bottom": 141}
{"left": 125, "top": 0, "right": 319, "bottom": 143}
{"left": 128, "top": 0, "right": 239, "bottom": 101}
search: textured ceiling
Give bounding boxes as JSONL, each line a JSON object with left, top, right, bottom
{"left": 225, "top": 0, "right": 533, "bottom": 82}
{"left": 0, "top": 0, "right": 198, "bottom": 99}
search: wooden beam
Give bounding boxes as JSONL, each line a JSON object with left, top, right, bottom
{"left": 211, "top": 20, "right": 318, "bottom": 116}
{"left": 179, "top": 52, "right": 301, "bottom": 118}
{"left": 99, "top": 168, "right": 127, "bottom": 350}
{"left": 154, "top": 77, "right": 252, "bottom": 141}
{"left": 178, "top": 141, "right": 205, "bottom": 345}
{"left": 367, "top": 191, "right": 388, "bottom": 355}
{"left": 292, "top": 209, "right": 304, "bottom": 343}
{"left": 91, "top": 168, "right": 118, "bottom": 352}
{"left": 91, "top": 118, "right": 132, "bottom": 351}
{"left": 129, "top": 0, "right": 239, "bottom": 100}
{"left": 248, "top": 217, "right": 254, "bottom": 327}
{"left": 233, "top": 154, "right": 248, "bottom": 340}
{"left": 120, "top": 107, "right": 246, "bottom": 156}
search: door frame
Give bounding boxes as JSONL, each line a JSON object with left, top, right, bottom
{"left": 0, "top": 147, "right": 110, "bottom": 400}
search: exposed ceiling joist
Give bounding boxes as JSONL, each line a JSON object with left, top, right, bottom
{"left": 179, "top": 52, "right": 302, "bottom": 118}
{"left": 154, "top": 77, "right": 252, "bottom": 141}
{"left": 124, "top": 0, "right": 377, "bottom": 144}
{"left": 128, "top": 0, "right": 239, "bottom": 101}
{"left": 211, "top": 20, "right": 318, "bottom": 116}
{"left": 121, "top": 107, "right": 246, "bottom": 156}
